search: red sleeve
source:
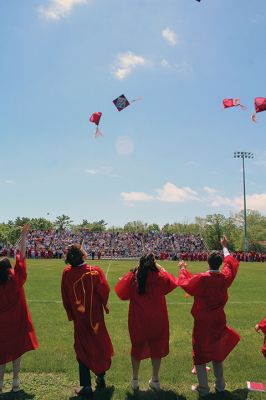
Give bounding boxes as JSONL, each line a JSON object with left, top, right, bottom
{"left": 258, "top": 318, "right": 266, "bottom": 334}
{"left": 13, "top": 254, "right": 27, "bottom": 287}
{"left": 115, "top": 271, "right": 133, "bottom": 300}
{"left": 177, "top": 268, "right": 205, "bottom": 296}
{"left": 61, "top": 271, "right": 74, "bottom": 321}
{"left": 157, "top": 269, "right": 178, "bottom": 295}
{"left": 94, "top": 267, "right": 110, "bottom": 306}
{"left": 221, "top": 255, "right": 239, "bottom": 287}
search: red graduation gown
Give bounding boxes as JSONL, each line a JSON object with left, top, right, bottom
{"left": 115, "top": 268, "right": 178, "bottom": 360}
{"left": 61, "top": 264, "right": 113, "bottom": 374}
{"left": 178, "top": 255, "right": 240, "bottom": 364}
{"left": 258, "top": 318, "right": 266, "bottom": 358}
{"left": 0, "top": 255, "right": 38, "bottom": 364}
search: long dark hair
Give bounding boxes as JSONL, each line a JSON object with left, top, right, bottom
{"left": 0, "top": 258, "right": 12, "bottom": 285}
{"left": 132, "top": 253, "right": 159, "bottom": 295}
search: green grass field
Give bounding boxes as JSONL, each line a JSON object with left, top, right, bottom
{"left": 2, "top": 259, "right": 266, "bottom": 400}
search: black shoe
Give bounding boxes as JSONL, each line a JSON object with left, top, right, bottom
{"left": 95, "top": 377, "right": 106, "bottom": 391}
{"left": 75, "top": 387, "right": 93, "bottom": 398}
{"left": 215, "top": 389, "right": 226, "bottom": 397}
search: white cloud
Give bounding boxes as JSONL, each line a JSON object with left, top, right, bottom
{"left": 118, "top": 181, "right": 266, "bottom": 214}
{"left": 161, "top": 27, "right": 178, "bottom": 46}
{"left": 115, "top": 136, "right": 134, "bottom": 156}
{"left": 247, "top": 194, "right": 266, "bottom": 211}
{"left": 84, "top": 166, "right": 121, "bottom": 178}
{"left": 174, "top": 61, "right": 193, "bottom": 74}
{"left": 210, "top": 193, "right": 266, "bottom": 212}
{"left": 112, "top": 52, "right": 149, "bottom": 80}
{"left": 84, "top": 169, "right": 98, "bottom": 175}
{"left": 0, "top": 179, "right": 14, "bottom": 184}
{"left": 39, "top": 0, "right": 88, "bottom": 20}
{"left": 204, "top": 186, "right": 217, "bottom": 194}
{"left": 121, "top": 192, "right": 153, "bottom": 202}
{"left": 161, "top": 59, "right": 193, "bottom": 75}
{"left": 156, "top": 182, "right": 199, "bottom": 203}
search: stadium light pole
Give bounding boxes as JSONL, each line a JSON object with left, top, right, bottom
{"left": 233, "top": 151, "right": 254, "bottom": 252}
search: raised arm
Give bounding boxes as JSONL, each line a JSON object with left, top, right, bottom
{"left": 177, "top": 261, "right": 204, "bottom": 296}
{"left": 14, "top": 224, "right": 30, "bottom": 286}
{"left": 19, "top": 223, "right": 30, "bottom": 259}
{"left": 115, "top": 271, "right": 133, "bottom": 300}
{"left": 220, "top": 236, "right": 239, "bottom": 286}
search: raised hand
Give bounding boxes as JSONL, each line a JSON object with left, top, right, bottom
{"left": 220, "top": 235, "right": 228, "bottom": 248}
{"left": 21, "top": 223, "right": 30, "bottom": 236}
{"left": 178, "top": 260, "right": 187, "bottom": 269}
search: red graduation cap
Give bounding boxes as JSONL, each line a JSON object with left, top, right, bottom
{"left": 223, "top": 98, "right": 246, "bottom": 110}
{"left": 251, "top": 97, "right": 266, "bottom": 122}
{"left": 247, "top": 382, "right": 265, "bottom": 392}
{"left": 89, "top": 112, "right": 102, "bottom": 138}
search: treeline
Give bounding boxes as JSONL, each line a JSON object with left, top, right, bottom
{"left": 0, "top": 210, "right": 266, "bottom": 252}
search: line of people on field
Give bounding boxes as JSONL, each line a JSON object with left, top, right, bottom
{"left": 0, "top": 225, "right": 265, "bottom": 398}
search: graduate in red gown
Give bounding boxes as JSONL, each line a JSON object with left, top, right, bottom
{"left": 61, "top": 244, "right": 113, "bottom": 398}
{"left": 115, "top": 253, "right": 178, "bottom": 391}
{"left": 0, "top": 224, "right": 38, "bottom": 394}
{"left": 255, "top": 318, "right": 266, "bottom": 358}
{"left": 177, "top": 236, "right": 240, "bottom": 397}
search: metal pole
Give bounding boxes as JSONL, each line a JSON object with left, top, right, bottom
{"left": 242, "top": 156, "right": 248, "bottom": 252}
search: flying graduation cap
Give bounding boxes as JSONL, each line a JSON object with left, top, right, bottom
{"left": 251, "top": 97, "right": 266, "bottom": 122}
{"left": 223, "top": 98, "right": 246, "bottom": 110}
{"left": 113, "top": 94, "right": 142, "bottom": 112}
{"left": 113, "top": 94, "right": 130, "bottom": 111}
{"left": 89, "top": 112, "right": 103, "bottom": 137}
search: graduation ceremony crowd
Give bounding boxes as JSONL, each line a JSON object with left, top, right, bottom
{"left": 1, "top": 229, "right": 266, "bottom": 262}
{"left": 0, "top": 224, "right": 265, "bottom": 398}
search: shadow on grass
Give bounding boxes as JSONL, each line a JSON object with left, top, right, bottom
{"left": 126, "top": 388, "right": 250, "bottom": 400}
{"left": 69, "top": 385, "right": 115, "bottom": 400}
{"left": 202, "top": 388, "right": 250, "bottom": 400}
{"left": 0, "top": 390, "right": 35, "bottom": 400}
{"left": 126, "top": 389, "right": 186, "bottom": 400}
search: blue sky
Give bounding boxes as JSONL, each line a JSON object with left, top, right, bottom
{"left": 1, "top": 0, "right": 266, "bottom": 227}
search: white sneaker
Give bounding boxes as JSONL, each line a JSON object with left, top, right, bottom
{"left": 132, "top": 379, "right": 139, "bottom": 390}
{"left": 149, "top": 379, "right": 161, "bottom": 391}
{"left": 12, "top": 378, "right": 20, "bottom": 392}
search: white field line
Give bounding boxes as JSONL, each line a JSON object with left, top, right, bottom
{"left": 105, "top": 260, "right": 112, "bottom": 281}
{"left": 27, "top": 300, "right": 266, "bottom": 305}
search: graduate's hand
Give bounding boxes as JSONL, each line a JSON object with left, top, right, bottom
{"left": 255, "top": 324, "right": 260, "bottom": 332}
{"left": 178, "top": 260, "right": 187, "bottom": 269}
{"left": 220, "top": 235, "right": 228, "bottom": 248}
{"left": 21, "top": 223, "right": 30, "bottom": 236}
{"left": 156, "top": 263, "right": 165, "bottom": 271}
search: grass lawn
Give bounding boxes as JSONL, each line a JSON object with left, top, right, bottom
{"left": 1, "top": 259, "right": 265, "bottom": 400}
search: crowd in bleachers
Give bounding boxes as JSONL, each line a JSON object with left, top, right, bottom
{"left": 0, "top": 229, "right": 265, "bottom": 261}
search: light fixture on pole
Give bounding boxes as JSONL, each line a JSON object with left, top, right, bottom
{"left": 233, "top": 151, "right": 254, "bottom": 252}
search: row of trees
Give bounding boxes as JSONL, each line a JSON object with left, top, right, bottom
{"left": 0, "top": 211, "right": 265, "bottom": 252}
